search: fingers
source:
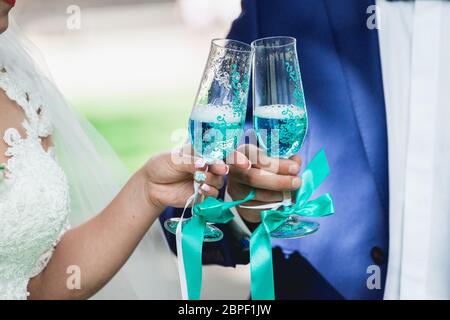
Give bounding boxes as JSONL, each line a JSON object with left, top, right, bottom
{"left": 228, "top": 181, "right": 287, "bottom": 203}
{"left": 230, "top": 165, "right": 301, "bottom": 191}
{"left": 162, "top": 183, "right": 219, "bottom": 208}
{"left": 176, "top": 152, "right": 229, "bottom": 176}
{"left": 237, "top": 144, "right": 301, "bottom": 175}
{"left": 198, "top": 184, "right": 220, "bottom": 198}
{"left": 290, "top": 154, "right": 302, "bottom": 167}
{"left": 192, "top": 158, "right": 226, "bottom": 190}
{"left": 169, "top": 143, "right": 302, "bottom": 198}
{"left": 251, "top": 188, "right": 285, "bottom": 203}
{"left": 192, "top": 166, "right": 224, "bottom": 198}
{"left": 174, "top": 143, "right": 302, "bottom": 177}
{"left": 226, "top": 150, "right": 252, "bottom": 170}
{"left": 203, "top": 171, "right": 224, "bottom": 190}
{"left": 169, "top": 154, "right": 228, "bottom": 182}
{"left": 208, "top": 161, "right": 230, "bottom": 176}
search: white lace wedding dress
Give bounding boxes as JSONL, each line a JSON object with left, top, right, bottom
{"left": 0, "top": 68, "right": 70, "bottom": 300}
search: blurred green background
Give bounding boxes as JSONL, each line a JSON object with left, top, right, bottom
{"left": 75, "top": 93, "right": 191, "bottom": 170}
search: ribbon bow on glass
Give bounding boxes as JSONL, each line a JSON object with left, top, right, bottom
{"left": 177, "top": 189, "right": 256, "bottom": 300}
{"left": 249, "top": 149, "right": 335, "bottom": 300}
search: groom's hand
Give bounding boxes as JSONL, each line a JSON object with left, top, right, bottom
{"left": 227, "top": 144, "right": 302, "bottom": 224}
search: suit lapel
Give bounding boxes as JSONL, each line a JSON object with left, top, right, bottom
{"left": 323, "top": 0, "right": 389, "bottom": 212}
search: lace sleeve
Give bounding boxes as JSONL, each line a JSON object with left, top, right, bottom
{"left": 29, "top": 220, "right": 71, "bottom": 278}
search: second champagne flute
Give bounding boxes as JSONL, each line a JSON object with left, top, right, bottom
{"left": 252, "top": 36, "right": 317, "bottom": 239}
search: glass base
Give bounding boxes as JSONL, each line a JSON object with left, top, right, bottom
{"left": 164, "top": 218, "right": 224, "bottom": 242}
{"left": 270, "top": 215, "right": 319, "bottom": 239}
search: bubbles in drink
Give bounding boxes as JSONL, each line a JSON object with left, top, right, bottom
{"left": 189, "top": 105, "right": 245, "bottom": 162}
{"left": 254, "top": 104, "right": 307, "bottom": 158}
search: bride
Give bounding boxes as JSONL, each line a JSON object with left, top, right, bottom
{"left": 0, "top": 0, "right": 230, "bottom": 300}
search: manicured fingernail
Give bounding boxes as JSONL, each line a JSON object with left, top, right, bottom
{"left": 292, "top": 177, "right": 301, "bottom": 189}
{"left": 289, "top": 164, "right": 300, "bottom": 175}
{"left": 247, "top": 160, "right": 252, "bottom": 170}
{"left": 195, "top": 159, "right": 207, "bottom": 168}
{"left": 201, "top": 184, "right": 211, "bottom": 193}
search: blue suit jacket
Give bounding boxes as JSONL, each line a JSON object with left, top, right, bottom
{"left": 161, "top": 0, "right": 389, "bottom": 300}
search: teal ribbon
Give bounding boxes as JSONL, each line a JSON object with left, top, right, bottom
{"left": 249, "top": 149, "right": 335, "bottom": 300}
{"left": 181, "top": 189, "right": 256, "bottom": 300}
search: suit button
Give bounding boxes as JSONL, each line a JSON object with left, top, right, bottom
{"left": 371, "top": 246, "right": 385, "bottom": 265}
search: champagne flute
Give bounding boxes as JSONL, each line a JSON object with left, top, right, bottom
{"left": 252, "top": 36, "right": 316, "bottom": 239}
{"left": 164, "top": 39, "right": 253, "bottom": 242}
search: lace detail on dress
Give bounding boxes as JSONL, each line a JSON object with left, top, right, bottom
{"left": 29, "top": 220, "right": 70, "bottom": 278}
{"left": 0, "top": 68, "right": 70, "bottom": 300}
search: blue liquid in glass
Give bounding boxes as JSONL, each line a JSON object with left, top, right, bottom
{"left": 254, "top": 104, "right": 307, "bottom": 158}
{"left": 189, "top": 105, "right": 244, "bottom": 162}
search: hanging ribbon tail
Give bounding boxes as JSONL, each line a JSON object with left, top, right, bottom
{"left": 176, "top": 183, "right": 201, "bottom": 300}
{"left": 249, "top": 149, "right": 335, "bottom": 300}
{"left": 249, "top": 209, "right": 289, "bottom": 300}
{"left": 178, "top": 188, "right": 256, "bottom": 300}
{"left": 249, "top": 223, "right": 275, "bottom": 300}
{"left": 179, "top": 214, "right": 205, "bottom": 300}
{"left": 249, "top": 210, "right": 282, "bottom": 300}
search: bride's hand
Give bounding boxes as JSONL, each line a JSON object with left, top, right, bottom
{"left": 141, "top": 151, "right": 228, "bottom": 209}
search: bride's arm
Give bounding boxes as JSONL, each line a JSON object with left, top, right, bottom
{"left": 27, "top": 153, "right": 228, "bottom": 300}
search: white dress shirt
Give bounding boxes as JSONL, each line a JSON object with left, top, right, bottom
{"left": 227, "top": 0, "right": 450, "bottom": 299}
{"left": 378, "top": 0, "right": 450, "bottom": 299}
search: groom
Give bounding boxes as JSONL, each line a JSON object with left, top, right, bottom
{"left": 162, "top": 0, "right": 389, "bottom": 299}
